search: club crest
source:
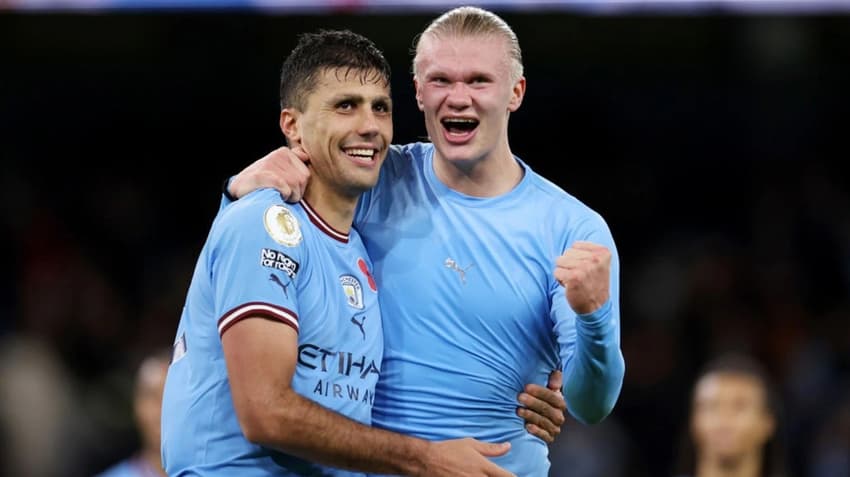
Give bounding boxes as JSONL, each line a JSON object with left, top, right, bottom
{"left": 340, "top": 275, "right": 364, "bottom": 309}
{"left": 263, "top": 205, "right": 302, "bottom": 247}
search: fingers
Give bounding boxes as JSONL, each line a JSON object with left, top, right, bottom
{"left": 523, "top": 422, "right": 554, "bottom": 444}
{"left": 571, "top": 240, "right": 608, "bottom": 252}
{"left": 554, "top": 248, "right": 605, "bottom": 269}
{"left": 476, "top": 444, "right": 514, "bottom": 477}
{"left": 290, "top": 146, "right": 312, "bottom": 166}
{"left": 553, "top": 242, "right": 611, "bottom": 295}
{"left": 523, "top": 384, "right": 566, "bottom": 413}
{"left": 473, "top": 441, "right": 510, "bottom": 458}
{"left": 553, "top": 267, "right": 587, "bottom": 288}
{"left": 485, "top": 463, "right": 516, "bottom": 477}
{"left": 547, "top": 370, "right": 563, "bottom": 392}
{"left": 516, "top": 406, "right": 561, "bottom": 440}
{"left": 517, "top": 384, "right": 566, "bottom": 442}
{"left": 270, "top": 147, "right": 310, "bottom": 203}
{"left": 229, "top": 146, "right": 310, "bottom": 202}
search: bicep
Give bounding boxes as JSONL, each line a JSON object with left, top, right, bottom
{"left": 222, "top": 317, "right": 298, "bottom": 433}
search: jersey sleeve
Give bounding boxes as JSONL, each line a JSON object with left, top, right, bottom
{"left": 208, "top": 197, "right": 304, "bottom": 339}
{"left": 218, "top": 176, "right": 237, "bottom": 213}
{"left": 549, "top": 213, "right": 625, "bottom": 424}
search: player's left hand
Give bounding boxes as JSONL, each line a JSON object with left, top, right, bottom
{"left": 516, "top": 370, "right": 566, "bottom": 443}
{"left": 554, "top": 241, "right": 611, "bottom": 315}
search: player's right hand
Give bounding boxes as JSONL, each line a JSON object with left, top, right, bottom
{"left": 228, "top": 146, "right": 311, "bottom": 203}
{"left": 421, "top": 438, "right": 514, "bottom": 477}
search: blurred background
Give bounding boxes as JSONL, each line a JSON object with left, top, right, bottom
{"left": 1, "top": 1, "right": 849, "bottom": 476}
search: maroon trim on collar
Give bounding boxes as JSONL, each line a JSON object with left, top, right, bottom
{"left": 300, "top": 199, "right": 350, "bottom": 243}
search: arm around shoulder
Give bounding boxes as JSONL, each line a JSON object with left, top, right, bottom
{"left": 221, "top": 306, "right": 514, "bottom": 477}
{"left": 222, "top": 315, "right": 434, "bottom": 475}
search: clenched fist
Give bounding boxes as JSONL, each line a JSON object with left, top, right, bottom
{"left": 553, "top": 241, "right": 611, "bottom": 315}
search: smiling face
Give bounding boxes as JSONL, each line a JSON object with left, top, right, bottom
{"left": 414, "top": 33, "right": 525, "bottom": 168}
{"left": 691, "top": 371, "right": 776, "bottom": 466}
{"left": 281, "top": 67, "right": 392, "bottom": 199}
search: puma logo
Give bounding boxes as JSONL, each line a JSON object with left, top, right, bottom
{"left": 444, "top": 258, "right": 474, "bottom": 285}
{"left": 269, "top": 273, "right": 290, "bottom": 298}
{"left": 351, "top": 315, "right": 366, "bottom": 340}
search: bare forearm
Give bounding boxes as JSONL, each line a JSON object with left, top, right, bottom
{"left": 252, "top": 389, "right": 429, "bottom": 475}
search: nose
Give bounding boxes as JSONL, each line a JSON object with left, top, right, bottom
{"left": 357, "top": 109, "right": 380, "bottom": 137}
{"left": 446, "top": 81, "right": 471, "bottom": 109}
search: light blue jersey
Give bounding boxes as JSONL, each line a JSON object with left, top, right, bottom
{"left": 161, "top": 189, "right": 383, "bottom": 477}
{"left": 354, "top": 143, "right": 625, "bottom": 476}
{"left": 95, "top": 456, "right": 162, "bottom": 477}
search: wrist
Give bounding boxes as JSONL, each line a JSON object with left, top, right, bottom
{"left": 399, "top": 438, "right": 432, "bottom": 477}
{"left": 576, "top": 298, "right": 613, "bottom": 325}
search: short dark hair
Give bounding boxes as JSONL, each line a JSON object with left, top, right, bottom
{"left": 279, "top": 30, "right": 392, "bottom": 111}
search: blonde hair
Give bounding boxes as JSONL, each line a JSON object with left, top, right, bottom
{"left": 413, "top": 6, "right": 524, "bottom": 83}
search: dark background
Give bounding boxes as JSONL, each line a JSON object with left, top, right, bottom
{"left": 2, "top": 10, "right": 849, "bottom": 477}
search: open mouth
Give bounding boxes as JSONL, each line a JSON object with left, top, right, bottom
{"left": 441, "top": 117, "right": 479, "bottom": 136}
{"left": 342, "top": 147, "right": 377, "bottom": 162}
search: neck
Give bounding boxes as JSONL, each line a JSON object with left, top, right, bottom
{"left": 302, "top": 182, "right": 358, "bottom": 234}
{"left": 140, "top": 447, "right": 167, "bottom": 477}
{"left": 432, "top": 140, "right": 523, "bottom": 197}
{"left": 696, "top": 451, "right": 763, "bottom": 477}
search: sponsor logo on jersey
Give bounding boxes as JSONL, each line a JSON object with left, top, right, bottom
{"left": 299, "top": 343, "right": 381, "bottom": 407}
{"left": 340, "top": 274, "right": 364, "bottom": 309}
{"left": 260, "top": 248, "right": 299, "bottom": 278}
{"left": 298, "top": 343, "right": 380, "bottom": 379}
{"left": 263, "top": 205, "right": 302, "bottom": 247}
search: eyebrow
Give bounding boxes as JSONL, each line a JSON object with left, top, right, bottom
{"left": 329, "top": 93, "right": 392, "bottom": 106}
{"left": 425, "top": 69, "right": 494, "bottom": 80}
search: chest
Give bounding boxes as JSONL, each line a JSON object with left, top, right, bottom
{"left": 361, "top": 194, "right": 556, "bottom": 334}
{"left": 295, "top": 243, "right": 382, "bottom": 355}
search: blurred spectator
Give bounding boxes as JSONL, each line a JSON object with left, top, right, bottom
{"left": 94, "top": 349, "right": 170, "bottom": 477}
{"left": 675, "top": 353, "right": 789, "bottom": 477}
{"left": 0, "top": 334, "right": 82, "bottom": 477}
{"left": 548, "top": 414, "right": 634, "bottom": 477}
{"left": 807, "top": 381, "right": 850, "bottom": 477}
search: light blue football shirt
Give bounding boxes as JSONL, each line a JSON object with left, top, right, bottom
{"left": 354, "top": 143, "right": 625, "bottom": 477}
{"left": 95, "top": 456, "right": 162, "bottom": 477}
{"left": 161, "top": 188, "right": 383, "bottom": 477}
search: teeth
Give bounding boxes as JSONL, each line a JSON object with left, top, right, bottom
{"left": 344, "top": 148, "right": 376, "bottom": 160}
{"left": 443, "top": 118, "right": 477, "bottom": 124}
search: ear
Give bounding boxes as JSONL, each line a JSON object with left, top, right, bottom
{"left": 508, "top": 76, "right": 526, "bottom": 112}
{"left": 279, "top": 108, "right": 301, "bottom": 146}
{"left": 414, "top": 77, "right": 424, "bottom": 112}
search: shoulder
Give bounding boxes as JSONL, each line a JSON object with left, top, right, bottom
{"left": 366, "top": 143, "right": 433, "bottom": 196}
{"left": 214, "top": 189, "right": 305, "bottom": 240}
{"left": 390, "top": 141, "right": 432, "bottom": 159}
{"left": 211, "top": 190, "right": 310, "bottom": 256}
{"left": 216, "top": 188, "right": 286, "bottom": 228}
{"left": 383, "top": 142, "right": 432, "bottom": 171}
{"left": 524, "top": 166, "right": 610, "bottom": 232}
